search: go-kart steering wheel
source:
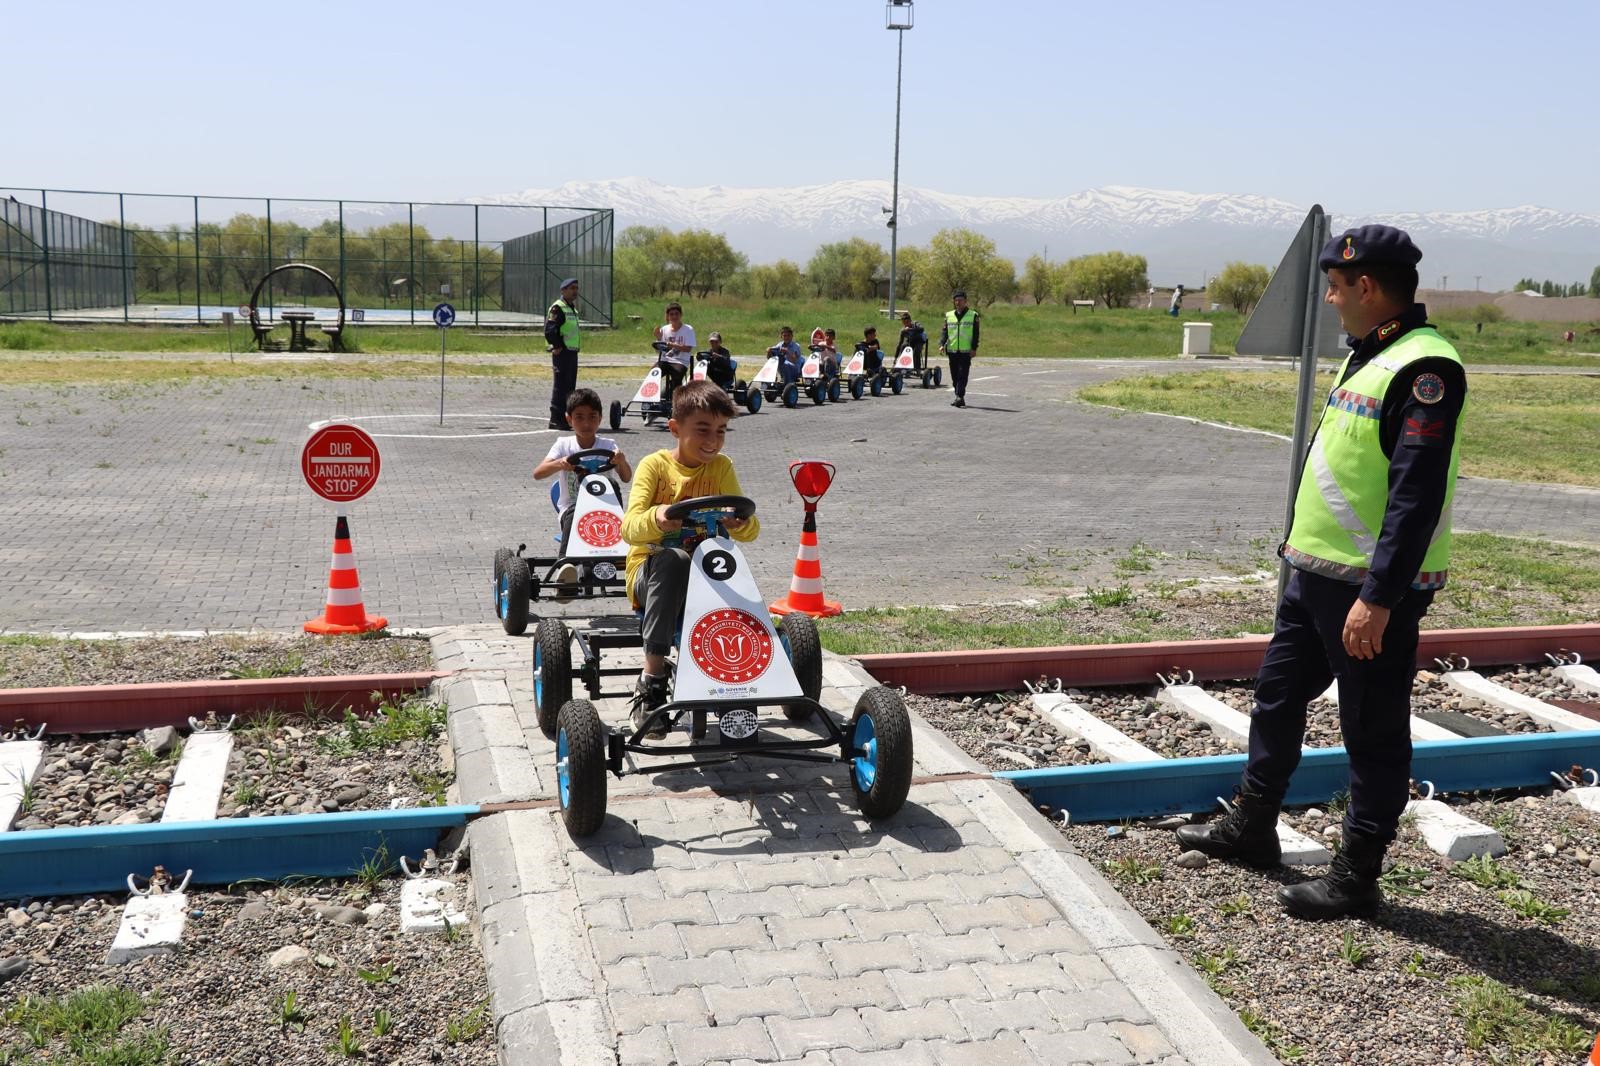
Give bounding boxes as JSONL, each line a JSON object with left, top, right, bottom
{"left": 566, "top": 447, "right": 617, "bottom": 473}
{"left": 652, "top": 341, "right": 674, "bottom": 354}
{"left": 663, "top": 494, "right": 757, "bottom": 522}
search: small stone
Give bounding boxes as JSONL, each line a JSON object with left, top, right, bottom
{"left": 6, "top": 909, "right": 31, "bottom": 928}
{"left": 314, "top": 905, "right": 368, "bottom": 926}
{"left": 0, "top": 958, "right": 31, "bottom": 984}
{"left": 1589, "top": 859, "right": 1600, "bottom": 875}
{"left": 239, "top": 902, "right": 271, "bottom": 920}
{"left": 363, "top": 903, "right": 389, "bottom": 919}
{"left": 139, "top": 726, "right": 180, "bottom": 756}
{"left": 334, "top": 786, "right": 368, "bottom": 807}
{"left": 1305, "top": 808, "right": 1324, "bottom": 819}
{"left": 1540, "top": 843, "right": 1559, "bottom": 858}
{"left": 1152, "top": 816, "right": 1189, "bottom": 830}
{"left": 1174, "top": 850, "right": 1210, "bottom": 869}
{"left": 994, "top": 749, "right": 1037, "bottom": 769}
{"left": 315, "top": 954, "right": 336, "bottom": 969}
{"left": 1322, "top": 825, "right": 1342, "bottom": 839}
{"left": 320, "top": 799, "right": 341, "bottom": 813}
{"left": 268, "top": 945, "right": 313, "bottom": 969}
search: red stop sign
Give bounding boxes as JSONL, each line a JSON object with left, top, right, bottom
{"left": 301, "top": 424, "right": 381, "bottom": 502}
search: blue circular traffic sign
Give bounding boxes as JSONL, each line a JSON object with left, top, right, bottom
{"left": 432, "top": 303, "right": 456, "bottom": 328}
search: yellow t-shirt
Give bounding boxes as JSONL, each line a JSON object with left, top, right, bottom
{"left": 621, "top": 449, "right": 761, "bottom": 607}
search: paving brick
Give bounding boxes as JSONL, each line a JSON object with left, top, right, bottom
{"left": 1107, "top": 1020, "right": 1180, "bottom": 1062}
{"left": 1040, "top": 985, "right": 1155, "bottom": 1028}
{"left": 859, "top": 1002, "right": 966, "bottom": 1045}
{"left": 767, "top": 1009, "right": 880, "bottom": 1058}
{"left": 837, "top": 826, "right": 928, "bottom": 853}
{"left": 724, "top": 1054, "right": 831, "bottom": 1066}
{"left": 704, "top": 978, "right": 809, "bottom": 1024}
{"left": 1023, "top": 1022, "right": 1136, "bottom": 1064}
{"left": 849, "top": 904, "right": 942, "bottom": 941}
{"left": 1050, "top": 952, "right": 1119, "bottom": 990}
{"left": 816, "top": 850, "right": 902, "bottom": 883}
{"left": 666, "top": 1016, "right": 775, "bottom": 1064}
{"left": 573, "top": 869, "right": 663, "bottom": 903}
{"left": 589, "top": 923, "right": 685, "bottom": 965}
{"left": 906, "top": 930, "right": 1007, "bottom": 967}
{"left": 793, "top": 971, "right": 899, "bottom": 1015}
{"left": 929, "top": 898, "right": 1024, "bottom": 935}
{"left": 625, "top": 893, "right": 717, "bottom": 929}
{"left": 950, "top": 991, "right": 1051, "bottom": 1040}
{"left": 950, "top": 868, "right": 1045, "bottom": 901}
{"left": 833, "top": 1044, "right": 938, "bottom": 1066}
{"left": 992, "top": 922, "right": 1092, "bottom": 960}
{"left": 875, "top": 874, "right": 965, "bottom": 907}
{"left": 657, "top": 863, "right": 746, "bottom": 896}
{"left": 609, "top": 987, "right": 708, "bottom": 1035}
{"left": 763, "top": 832, "right": 845, "bottom": 857}
{"left": 897, "top": 846, "right": 1010, "bottom": 878}
{"left": 602, "top": 958, "right": 653, "bottom": 995}
{"left": 768, "top": 912, "right": 854, "bottom": 949}
{"left": 1003, "top": 895, "right": 1066, "bottom": 926}
{"left": 929, "top": 1030, "right": 1037, "bottom": 1065}
{"left": 617, "top": 1024, "right": 674, "bottom": 1066}
{"left": 681, "top": 916, "right": 772, "bottom": 956}
{"left": 736, "top": 944, "right": 833, "bottom": 984}
{"left": 581, "top": 897, "right": 628, "bottom": 930}
{"left": 707, "top": 886, "right": 801, "bottom": 921}
{"left": 824, "top": 935, "right": 922, "bottom": 977}
{"left": 647, "top": 950, "right": 743, "bottom": 994}
{"left": 884, "top": 965, "right": 990, "bottom": 1008}
{"left": 793, "top": 879, "right": 882, "bottom": 916}
{"left": 736, "top": 857, "right": 829, "bottom": 889}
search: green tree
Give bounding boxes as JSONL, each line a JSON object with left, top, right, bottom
{"left": 1022, "top": 254, "right": 1055, "bottom": 305}
{"left": 1058, "top": 251, "right": 1148, "bottom": 309}
{"left": 616, "top": 226, "right": 677, "bottom": 297}
{"left": 1590, "top": 265, "right": 1600, "bottom": 297}
{"left": 673, "top": 229, "right": 744, "bottom": 297}
{"left": 910, "top": 228, "right": 1014, "bottom": 307}
{"left": 1208, "top": 261, "right": 1271, "bottom": 313}
{"left": 806, "top": 238, "right": 887, "bottom": 300}
{"left": 749, "top": 259, "right": 805, "bottom": 299}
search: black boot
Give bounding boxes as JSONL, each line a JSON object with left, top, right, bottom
{"left": 1174, "top": 787, "right": 1282, "bottom": 867}
{"left": 629, "top": 674, "right": 670, "bottom": 740}
{"left": 1278, "top": 830, "right": 1385, "bottom": 919}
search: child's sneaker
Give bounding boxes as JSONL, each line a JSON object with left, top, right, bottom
{"left": 554, "top": 562, "right": 579, "bottom": 601}
{"left": 630, "top": 674, "right": 669, "bottom": 739}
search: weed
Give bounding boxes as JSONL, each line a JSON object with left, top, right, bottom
{"left": 442, "top": 912, "right": 465, "bottom": 943}
{"left": 1402, "top": 951, "right": 1439, "bottom": 979}
{"left": 1378, "top": 864, "right": 1432, "bottom": 897}
{"left": 1337, "top": 929, "right": 1369, "bottom": 968}
{"left": 1085, "top": 585, "right": 1135, "bottom": 608}
{"left": 230, "top": 651, "right": 305, "bottom": 680}
{"left": 1496, "top": 888, "right": 1569, "bottom": 925}
{"left": 2, "top": 985, "right": 171, "bottom": 1064}
{"left": 1238, "top": 1007, "right": 1305, "bottom": 1062}
{"left": 232, "top": 781, "right": 264, "bottom": 808}
{"left": 1326, "top": 790, "right": 1350, "bottom": 817}
{"left": 1217, "top": 893, "right": 1254, "bottom": 918}
{"left": 278, "top": 989, "right": 308, "bottom": 1033}
{"left": 1105, "top": 856, "right": 1163, "bottom": 885}
{"left": 1451, "top": 975, "right": 1591, "bottom": 1057}
{"left": 1161, "top": 913, "right": 1197, "bottom": 939}
{"left": 372, "top": 1009, "right": 395, "bottom": 1038}
{"left": 1450, "top": 853, "right": 1522, "bottom": 890}
{"left": 330, "top": 1014, "right": 362, "bottom": 1058}
{"left": 409, "top": 768, "right": 451, "bottom": 807}
{"left": 354, "top": 841, "right": 395, "bottom": 891}
{"left": 1486, "top": 807, "right": 1518, "bottom": 843}
{"left": 444, "top": 1001, "right": 490, "bottom": 1045}
{"left": 254, "top": 437, "right": 277, "bottom": 445}
{"left": 1192, "top": 947, "right": 1239, "bottom": 977}
{"left": 357, "top": 961, "right": 398, "bottom": 985}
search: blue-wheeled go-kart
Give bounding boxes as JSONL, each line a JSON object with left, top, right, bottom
{"left": 750, "top": 347, "right": 803, "bottom": 409}
{"left": 800, "top": 346, "right": 843, "bottom": 404}
{"left": 692, "top": 351, "right": 762, "bottom": 414}
{"left": 493, "top": 448, "right": 627, "bottom": 635}
{"left": 533, "top": 494, "right": 914, "bottom": 838}
{"left": 609, "top": 342, "right": 686, "bottom": 430}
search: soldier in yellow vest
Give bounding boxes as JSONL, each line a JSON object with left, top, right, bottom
{"left": 1176, "top": 225, "right": 1466, "bottom": 920}
{"left": 543, "top": 277, "right": 583, "bottom": 429}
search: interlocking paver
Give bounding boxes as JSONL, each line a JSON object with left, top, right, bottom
{"left": 929, "top": 1030, "right": 1038, "bottom": 1065}
{"left": 736, "top": 944, "right": 833, "bottom": 984}
{"left": 659, "top": 866, "right": 747, "bottom": 897}
{"left": 992, "top": 921, "right": 1093, "bottom": 960}
{"left": 735, "top": 857, "right": 830, "bottom": 889}
{"left": 625, "top": 893, "right": 717, "bottom": 929}
{"left": 768, "top": 912, "right": 854, "bottom": 949}
{"left": 823, "top": 935, "right": 921, "bottom": 977}
{"left": 666, "top": 1017, "right": 776, "bottom": 1064}
{"left": 647, "top": 950, "right": 743, "bottom": 994}
{"left": 617, "top": 1024, "right": 674, "bottom": 1066}
{"left": 950, "top": 991, "right": 1052, "bottom": 1040}
{"left": 928, "top": 898, "right": 1023, "bottom": 935}
{"left": 680, "top": 916, "right": 771, "bottom": 955}
{"left": 905, "top": 930, "right": 1007, "bottom": 967}
{"left": 793, "top": 972, "right": 899, "bottom": 1015}
{"left": 848, "top": 904, "right": 942, "bottom": 941}
{"left": 884, "top": 965, "right": 991, "bottom": 1008}
{"left": 708, "top": 886, "right": 802, "bottom": 921}
{"left": 833, "top": 1044, "right": 938, "bottom": 1066}
{"left": 767, "top": 1009, "right": 880, "bottom": 1058}
{"left": 950, "top": 868, "right": 1045, "bottom": 901}
{"left": 791, "top": 879, "right": 882, "bottom": 916}
{"left": 1107, "top": 1020, "right": 1181, "bottom": 1063}
{"left": 589, "top": 923, "right": 685, "bottom": 965}
{"left": 1041, "top": 984, "right": 1155, "bottom": 1028}
{"left": 859, "top": 1003, "right": 967, "bottom": 1045}
{"left": 704, "top": 978, "right": 809, "bottom": 1024}
{"left": 1023, "top": 1021, "right": 1137, "bottom": 1064}
{"left": 609, "top": 987, "right": 709, "bottom": 1034}
{"left": 874, "top": 874, "right": 964, "bottom": 906}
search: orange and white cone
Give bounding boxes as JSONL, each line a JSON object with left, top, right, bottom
{"left": 304, "top": 514, "right": 388, "bottom": 634}
{"left": 1589, "top": 1031, "right": 1599, "bottom": 1066}
{"left": 769, "top": 510, "right": 842, "bottom": 618}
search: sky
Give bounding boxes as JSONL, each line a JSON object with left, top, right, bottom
{"left": 8, "top": 0, "right": 1599, "bottom": 215}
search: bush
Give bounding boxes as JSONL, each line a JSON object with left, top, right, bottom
{"left": 0, "top": 322, "right": 62, "bottom": 350}
{"left": 1434, "top": 302, "right": 1505, "bottom": 324}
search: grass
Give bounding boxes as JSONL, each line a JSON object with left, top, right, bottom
{"left": 1450, "top": 853, "right": 1523, "bottom": 890}
{"left": 2, "top": 985, "right": 171, "bottom": 1064}
{"left": 1078, "top": 369, "right": 1600, "bottom": 487}
{"left": 1495, "top": 888, "right": 1570, "bottom": 925}
{"left": 1161, "top": 913, "right": 1197, "bottom": 939}
{"left": 1450, "top": 975, "right": 1593, "bottom": 1059}
{"left": 1104, "top": 856, "right": 1163, "bottom": 885}
{"left": 1336, "top": 929, "right": 1370, "bottom": 968}
{"left": 314, "top": 695, "right": 447, "bottom": 758}
{"left": 444, "top": 1002, "right": 490, "bottom": 1045}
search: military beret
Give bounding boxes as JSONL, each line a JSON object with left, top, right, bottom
{"left": 952, "top": 289, "right": 967, "bottom": 299}
{"left": 559, "top": 277, "right": 579, "bottom": 289}
{"left": 1319, "top": 225, "right": 1422, "bottom": 272}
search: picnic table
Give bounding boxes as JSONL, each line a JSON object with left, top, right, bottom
{"left": 281, "top": 310, "right": 317, "bottom": 352}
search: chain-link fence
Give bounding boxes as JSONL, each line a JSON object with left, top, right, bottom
{"left": 0, "top": 188, "right": 613, "bottom": 327}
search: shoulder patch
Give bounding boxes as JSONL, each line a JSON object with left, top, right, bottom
{"left": 1412, "top": 372, "right": 1445, "bottom": 405}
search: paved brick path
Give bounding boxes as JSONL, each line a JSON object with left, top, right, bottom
{"left": 438, "top": 625, "right": 1277, "bottom": 1065}
{"left": 1, "top": 358, "right": 1594, "bottom": 631}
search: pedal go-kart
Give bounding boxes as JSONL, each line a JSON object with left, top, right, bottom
{"left": 800, "top": 346, "right": 842, "bottom": 404}
{"left": 890, "top": 344, "right": 943, "bottom": 391}
{"left": 842, "top": 344, "right": 890, "bottom": 399}
{"left": 609, "top": 341, "right": 687, "bottom": 429}
{"left": 750, "top": 347, "right": 803, "bottom": 409}
{"left": 530, "top": 494, "right": 914, "bottom": 838}
{"left": 493, "top": 448, "right": 627, "bottom": 635}
{"left": 692, "top": 351, "right": 762, "bottom": 414}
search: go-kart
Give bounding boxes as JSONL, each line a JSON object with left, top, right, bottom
{"left": 842, "top": 344, "right": 890, "bottom": 399}
{"left": 493, "top": 448, "right": 627, "bottom": 635}
{"left": 609, "top": 341, "right": 689, "bottom": 429}
{"left": 750, "top": 347, "right": 803, "bottom": 409}
{"left": 692, "top": 351, "right": 762, "bottom": 414}
{"left": 800, "top": 346, "right": 842, "bottom": 404}
{"left": 532, "top": 494, "right": 914, "bottom": 838}
{"left": 889, "top": 344, "right": 942, "bottom": 391}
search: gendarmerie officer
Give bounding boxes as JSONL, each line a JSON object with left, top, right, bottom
{"left": 1176, "top": 224, "right": 1467, "bottom": 920}
{"left": 544, "top": 277, "right": 582, "bottom": 429}
{"left": 938, "top": 290, "right": 979, "bottom": 408}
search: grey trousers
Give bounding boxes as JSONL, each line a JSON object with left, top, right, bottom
{"left": 637, "top": 547, "right": 691, "bottom": 657}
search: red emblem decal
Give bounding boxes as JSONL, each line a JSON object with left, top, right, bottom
{"left": 688, "top": 609, "right": 774, "bottom": 684}
{"left": 1403, "top": 415, "right": 1444, "bottom": 444}
{"left": 1378, "top": 320, "right": 1400, "bottom": 340}
{"left": 576, "top": 511, "right": 621, "bottom": 547}
{"left": 641, "top": 380, "right": 660, "bottom": 399}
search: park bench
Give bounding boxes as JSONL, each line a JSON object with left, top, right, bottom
{"left": 1071, "top": 299, "right": 1096, "bottom": 314}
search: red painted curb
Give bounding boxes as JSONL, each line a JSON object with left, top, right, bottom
{"left": 855, "top": 624, "right": 1600, "bottom": 695}
{"left": 1, "top": 672, "right": 451, "bottom": 734}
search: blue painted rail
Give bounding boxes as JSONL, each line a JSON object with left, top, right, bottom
{"left": 995, "top": 731, "right": 1600, "bottom": 823}
{"left": 0, "top": 806, "right": 476, "bottom": 898}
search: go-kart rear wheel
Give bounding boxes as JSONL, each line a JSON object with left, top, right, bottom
{"left": 891, "top": 374, "right": 904, "bottom": 396}
{"left": 850, "top": 377, "right": 865, "bottom": 400}
{"left": 921, "top": 370, "right": 932, "bottom": 389}
{"left": 829, "top": 378, "right": 842, "bottom": 403}
{"left": 870, "top": 376, "right": 883, "bottom": 398}
{"left": 783, "top": 383, "right": 799, "bottom": 408}
{"left": 500, "top": 556, "right": 531, "bottom": 636}
{"left": 746, "top": 388, "right": 762, "bottom": 414}
{"left": 533, "top": 619, "right": 572, "bottom": 739}
{"left": 934, "top": 367, "right": 943, "bottom": 387}
{"left": 848, "top": 687, "right": 913, "bottom": 819}
{"left": 810, "top": 382, "right": 825, "bottom": 406}
{"left": 493, "top": 548, "right": 514, "bottom": 615}
{"left": 556, "top": 699, "right": 608, "bottom": 837}
{"left": 779, "top": 613, "right": 822, "bottom": 721}
{"left": 608, "top": 400, "right": 623, "bottom": 431}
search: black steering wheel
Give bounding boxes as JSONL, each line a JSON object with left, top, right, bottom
{"left": 566, "top": 447, "right": 617, "bottom": 473}
{"left": 651, "top": 340, "right": 674, "bottom": 355}
{"left": 663, "top": 494, "right": 757, "bottom": 522}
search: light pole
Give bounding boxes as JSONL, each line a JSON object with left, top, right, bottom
{"left": 886, "top": 1, "right": 913, "bottom": 319}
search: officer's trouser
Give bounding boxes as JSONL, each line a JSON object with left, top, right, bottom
{"left": 947, "top": 351, "right": 973, "bottom": 398}
{"left": 1244, "top": 568, "right": 1434, "bottom": 845}
{"left": 550, "top": 349, "right": 579, "bottom": 423}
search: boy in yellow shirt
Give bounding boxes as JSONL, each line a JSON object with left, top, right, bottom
{"left": 621, "top": 381, "right": 761, "bottom": 736}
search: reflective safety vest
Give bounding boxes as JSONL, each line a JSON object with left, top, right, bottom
{"left": 550, "top": 298, "right": 582, "bottom": 350}
{"left": 944, "top": 309, "right": 976, "bottom": 353}
{"left": 1285, "top": 327, "right": 1464, "bottom": 590}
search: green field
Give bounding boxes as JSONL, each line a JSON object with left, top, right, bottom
{"left": 7, "top": 299, "right": 1598, "bottom": 367}
{"left": 1079, "top": 370, "right": 1600, "bottom": 487}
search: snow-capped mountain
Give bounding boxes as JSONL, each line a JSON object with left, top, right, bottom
{"left": 328, "top": 178, "right": 1600, "bottom": 290}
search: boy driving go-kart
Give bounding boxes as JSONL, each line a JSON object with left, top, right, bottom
{"left": 691, "top": 331, "right": 762, "bottom": 413}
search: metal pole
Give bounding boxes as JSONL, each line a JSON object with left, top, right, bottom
{"left": 1278, "top": 207, "right": 1330, "bottom": 601}
{"left": 40, "top": 189, "right": 53, "bottom": 321}
{"left": 887, "top": 27, "right": 904, "bottom": 321}
{"left": 266, "top": 199, "right": 274, "bottom": 320}
{"left": 439, "top": 326, "right": 447, "bottom": 425}
{"left": 338, "top": 200, "right": 346, "bottom": 308}
{"left": 193, "top": 196, "right": 203, "bottom": 324}
{"left": 473, "top": 205, "right": 481, "bottom": 326}
{"left": 118, "top": 192, "right": 129, "bottom": 323}
{"left": 408, "top": 203, "right": 416, "bottom": 326}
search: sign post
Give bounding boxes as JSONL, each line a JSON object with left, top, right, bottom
{"left": 432, "top": 302, "right": 456, "bottom": 425}
{"left": 301, "top": 423, "right": 386, "bottom": 633}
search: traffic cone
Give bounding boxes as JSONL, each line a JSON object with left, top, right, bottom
{"left": 304, "top": 514, "right": 388, "bottom": 634}
{"left": 1589, "top": 1031, "right": 1599, "bottom": 1066}
{"left": 769, "top": 510, "right": 842, "bottom": 618}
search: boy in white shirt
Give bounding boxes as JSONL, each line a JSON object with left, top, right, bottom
{"left": 652, "top": 301, "right": 696, "bottom": 395}
{"left": 533, "top": 388, "right": 633, "bottom": 599}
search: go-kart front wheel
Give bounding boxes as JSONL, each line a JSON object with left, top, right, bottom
{"left": 745, "top": 388, "right": 762, "bottom": 414}
{"left": 608, "top": 400, "right": 623, "bottom": 431}
{"left": 848, "top": 688, "right": 913, "bottom": 819}
{"left": 891, "top": 374, "right": 904, "bottom": 396}
{"left": 533, "top": 618, "right": 572, "bottom": 738}
{"left": 778, "top": 613, "right": 823, "bottom": 721}
{"left": 850, "top": 377, "right": 865, "bottom": 400}
{"left": 934, "top": 367, "right": 943, "bottom": 387}
{"left": 500, "top": 556, "right": 531, "bottom": 636}
{"left": 783, "top": 383, "right": 799, "bottom": 408}
{"left": 556, "top": 699, "right": 608, "bottom": 837}
{"left": 810, "top": 382, "right": 825, "bottom": 406}
{"left": 921, "top": 370, "right": 932, "bottom": 389}
{"left": 870, "top": 376, "right": 884, "bottom": 398}
{"left": 492, "top": 548, "right": 513, "bottom": 615}
{"left": 828, "top": 378, "right": 842, "bottom": 403}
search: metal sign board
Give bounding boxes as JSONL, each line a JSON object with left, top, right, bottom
{"left": 301, "top": 424, "right": 381, "bottom": 503}
{"left": 432, "top": 303, "right": 456, "bottom": 329}
{"left": 1235, "top": 207, "right": 1344, "bottom": 360}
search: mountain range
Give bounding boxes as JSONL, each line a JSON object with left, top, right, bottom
{"left": 337, "top": 178, "right": 1600, "bottom": 291}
